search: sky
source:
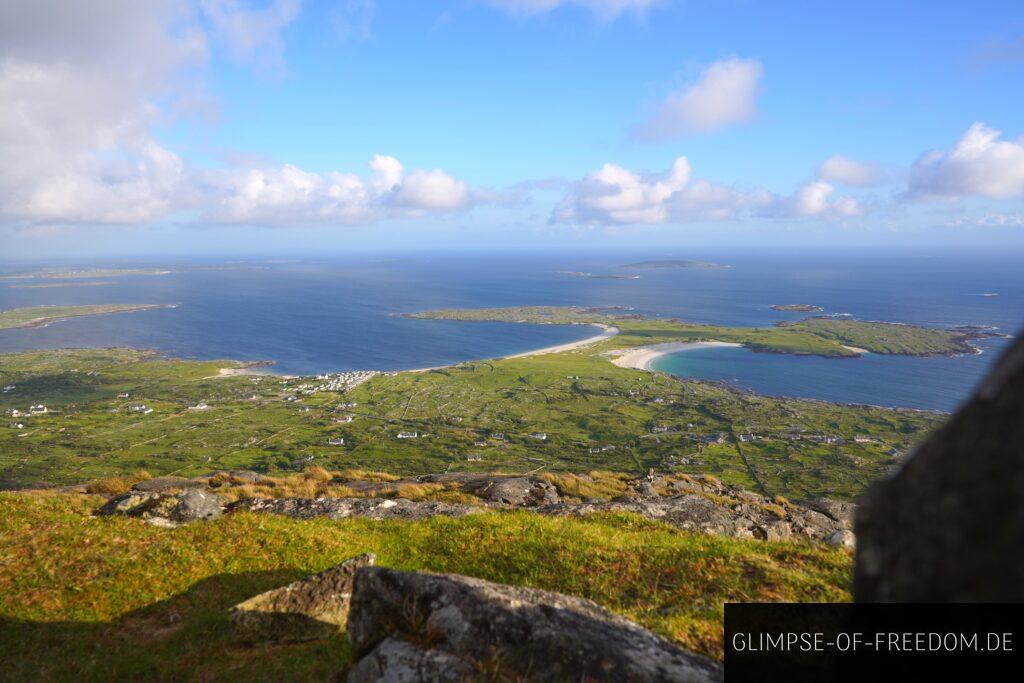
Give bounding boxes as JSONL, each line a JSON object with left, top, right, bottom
{"left": 2, "top": 0, "right": 1024, "bottom": 259}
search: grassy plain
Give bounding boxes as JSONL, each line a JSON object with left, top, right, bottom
{"left": 0, "top": 491, "right": 851, "bottom": 678}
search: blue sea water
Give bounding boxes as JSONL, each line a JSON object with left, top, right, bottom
{"left": 1, "top": 250, "right": 1021, "bottom": 412}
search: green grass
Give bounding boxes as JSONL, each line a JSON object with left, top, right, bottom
{"left": 0, "top": 491, "right": 851, "bottom": 679}
{"left": 0, "top": 305, "right": 171, "bottom": 330}
{"left": 409, "top": 305, "right": 977, "bottom": 357}
{"left": 0, "top": 346, "right": 940, "bottom": 500}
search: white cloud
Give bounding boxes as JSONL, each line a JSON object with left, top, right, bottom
{"left": 204, "top": 156, "right": 472, "bottom": 225}
{"left": 554, "top": 157, "right": 759, "bottom": 224}
{"left": 483, "top": 0, "right": 662, "bottom": 20}
{"left": 331, "top": 0, "right": 375, "bottom": 42}
{"left": 818, "top": 155, "right": 878, "bottom": 187}
{"left": 785, "top": 181, "right": 861, "bottom": 217}
{"left": 0, "top": 0, "right": 206, "bottom": 225}
{"left": 554, "top": 157, "right": 860, "bottom": 225}
{"left": 908, "top": 122, "right": 1024, "bottom": 199}
{"left": 0, "top": 2, "right": 482, "bottom": 230}
{"left": 198, "top": 0, "right": 300, "bottom": 76}
{"left": 635, "top": 58, "right": 763, "bottom": 139}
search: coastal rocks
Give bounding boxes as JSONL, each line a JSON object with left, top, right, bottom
{"left": 228, "top": 497, "right": 482, "bottom": 521}
{"left": 345, "top": 567, "right": 723, "bottom": 683}
{"left": 231, "top": 553, "right": 375, "bottom": 643}
{"left": 96, "top": 489, "right": 222, "bottom": 523}
{"left": 855, "top": 329, "right": 1024, "bottom": 601}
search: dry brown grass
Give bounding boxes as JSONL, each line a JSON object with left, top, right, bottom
{"left": 334, "top": 469, "right": 400, "bottom": 483}
{"left": 541, "top": 470, "right": 629, "bottom": 502}
{"left": 84, "top": 470, "right": 152, "bottom": 495}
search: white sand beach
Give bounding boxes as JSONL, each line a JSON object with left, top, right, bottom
{"left": 610, "top": 341, "right": 743, "bottom": 371}
{"left": 408, "top": 324, "right": 620, "bottom": 373}
{"left": 504, "top": 323, "right": 619, "bottom": 358}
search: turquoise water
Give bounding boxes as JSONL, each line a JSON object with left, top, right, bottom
{"left": 1, "top": 250, "right": 1021, "bottom": 411}
{"left": 651, "top": 343, "right": 1003, "bottom": 412}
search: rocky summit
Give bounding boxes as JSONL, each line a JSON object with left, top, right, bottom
{"left": 345, "top": 566, "right": 724, "bottom": 682}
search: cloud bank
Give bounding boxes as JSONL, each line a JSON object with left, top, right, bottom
{"left": 554, "top": 157, "right": 860, "bottom": 225}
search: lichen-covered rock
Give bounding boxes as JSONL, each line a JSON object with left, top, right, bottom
{"left": 856, "top": 329, "right": 1024, "bottom": 601}
{"left": 345, "top": 567, "right": 722, "bottom": 682}
{"left": 347, "top": 637, "right": 473, "bottom": 683}
{"left": 825, "top": 529, "right": 856, "bottom": 550}
{"left": 460, "top": 476, "right": 559, "bottom": 506}
{"left": 170, "top": 489, "right": 221, "bottom": 521}
{"left": 96, "top": 489, "right": 222, "bottom": 523}
{"left": 228, "top": 497, "right": 482, "bottom": 521}
{"left": 232, "top": 553, "right": 375, "bottom": 643}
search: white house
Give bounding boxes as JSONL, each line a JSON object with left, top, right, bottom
{"left": 397, "top": 431, "right": 419, "bottom": 439}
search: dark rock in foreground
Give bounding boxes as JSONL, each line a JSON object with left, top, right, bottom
{"left": 856, "top": 329, "right": 1024, "bottom": 601}
{"left": 346, "top": 567, "right": 723, "bottom": 682}
{"left": 232, "top": 553, "right": 375, "bottom": 643}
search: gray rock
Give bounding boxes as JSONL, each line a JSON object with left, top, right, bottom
{"left": 228, "top": 497, "right": 482, "bottom": 521}
{"left": 825, "top": 530, "right": 856, "bottom": 551}
{"left": 803, "top": 498, "right": 855, "bottom": 528}
{"left": 170, "top": 489, "right": 222, "bottom": 521}
{"left": 855, "top": 329, "right": 1024, "bottom": 601}
{"left": 131, "top": 476, "right": 201, "bottom": 493}
{"left": 232, "top": 553, "right": 375, "bottom": 643}
{"left": 461, "top": 476, "right": 559, "bottom": 506}
{"left": 347, "top": 637, "right": 473, "bottom": 683}
{"left": 346, "top": 567, "right": 722, "bottom": 682}
{"left": 97, "top": 489, "right": 222, "bottom": 522}
{"left": 635, "top": 481, "right": 658, "bottom": 498}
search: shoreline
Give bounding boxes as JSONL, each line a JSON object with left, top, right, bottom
{"left": 408, "top": 323, "right": 619, "bottom": 373}
{"left": 610, "top": 341, "right": 743, "bottom": 371}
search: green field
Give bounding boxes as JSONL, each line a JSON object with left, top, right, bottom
{"left": 0, "top": 339, "right": 940, "bottom": 499}
{"left": 0, "top": 305, "right": 172, "bottom": 330}
{"left": 0, "top": 491, "right": 850, "bottom": 678}
{"left": 409, "top": 306, "right": 982, "bottom": 357}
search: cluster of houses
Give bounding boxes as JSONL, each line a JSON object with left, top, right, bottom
{"left": 3, "top": 385, "right": 15, "bottom": 393}
{"left": 294, "top": 371, "right": 378, "bottom": 395}
{"left": 128, "top": 404, "right": 153, "bottom": 415}
{"left": 6, "top": 405, "right": 48, "bottom": 418}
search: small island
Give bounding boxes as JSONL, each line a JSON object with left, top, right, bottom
{"left": 1, "top": 268, "right": 174, "bottom": 281}
{"left": 620, "top": 260, "right": 730, "bottom": 270}
{"left": 771, "top": 304, "right": 824, "bottom": 312}
{"left": 0, "top": 304, "right": 176, "bottom": 330}
{"left": 8, "top": 281, "right": 118, "bottom": 289}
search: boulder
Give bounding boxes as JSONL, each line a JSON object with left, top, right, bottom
{"left": 345, "top": 567, "right": 722, "bottom": 682}
{"left": 131, "top": 475, "right": 201, "bottom": 493}
{"left": 825, "top": 530, "right": 856, "bottom": 551}
{"left": 228, "top": 470, "right": 262, "bottom": 484}
{"left": 461, "top": 476, "right": 559, "bottom": 506}
{"left": 232, "top": 553, "right": 375, "bottom": 643}
{"left": 170, "top": 489, "right": 222, "bottom": 522}
{"left": 96, "top": 489, "right": 222, "bottom": 523}
{"left": 855, "top": 329, "right": 1024, "bottom": 601}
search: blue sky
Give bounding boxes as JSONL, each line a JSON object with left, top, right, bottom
{"left": 3, "top": 0, "right": 1024, "bottom": 258}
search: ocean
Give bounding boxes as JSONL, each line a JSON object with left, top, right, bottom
{"left": 1, "top": 250, "right": 1021, "bottom": 412}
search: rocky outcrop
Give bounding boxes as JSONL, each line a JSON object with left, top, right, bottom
{"left": 227, "top": 497, "right": 482, "bottom": 521}
{"left": 856, "top": 329, "right": 1024, "bottom": 601}
{"left": 96, "top": 472, "right": 852, "bottom": 544}
{"left": 231, "top": 553, "right": 375, "bottom": 643}
{"left": 345, "top": 567, "right": 723, "bottom": 682}
{"left": 459, "top": 475, "right": 559, "bottom": 506}
{"left": 96, "top": 489, "right": 222, "bottom": 524}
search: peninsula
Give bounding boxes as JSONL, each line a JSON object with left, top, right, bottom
{"left": 0, "top": 304, "right": 175, "bottom": 330}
